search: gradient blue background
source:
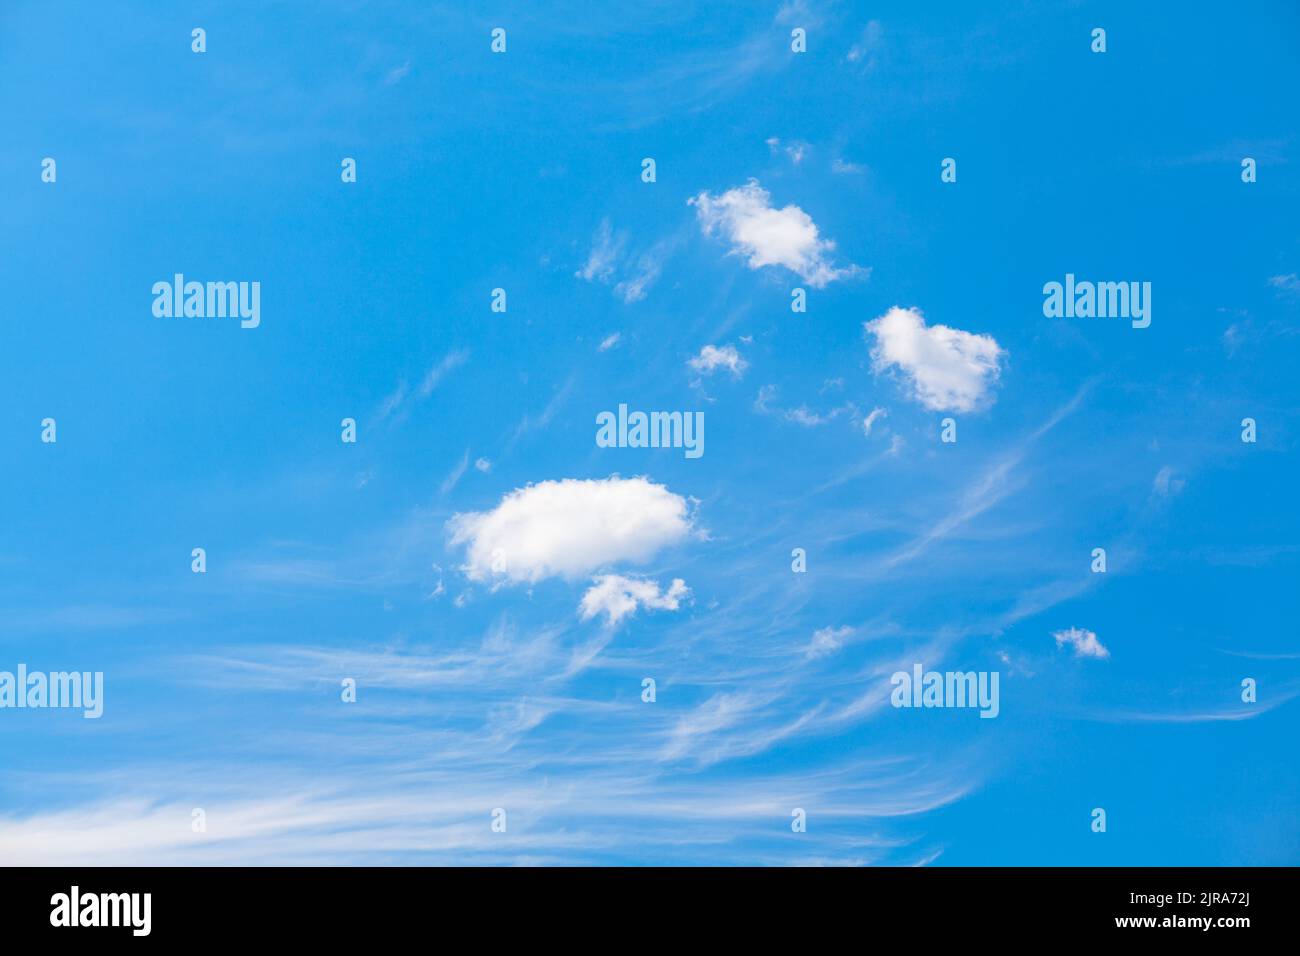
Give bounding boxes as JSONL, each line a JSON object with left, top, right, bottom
{"left": 1, "top": 0, "right": 1297, "bottom": 864}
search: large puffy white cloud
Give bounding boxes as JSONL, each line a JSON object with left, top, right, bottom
{"left": 864, "top": 306, "right": 1005, "bottom": 412}
{"left": 579, "top": 575, "right": 689, "bottom": 626}
{"left": 688, "top": 179, "right": 861, "bottom": 287}
{"left": 447, "top": 477, "right": 693, "bottom": 584}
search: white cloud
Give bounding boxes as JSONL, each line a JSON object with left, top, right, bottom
{"left": 579, "top": 575, "right": 690, "bottom": 626}
{"left": 448, "top": 477, "right": 693, "bottom": 584}
{"left": 688, "top": 343, "right": 748, "bottom": 378}
{"left": 1268, "top": 273, "right": 1299, "bottom": 298}
{"left": 804, "top": 625, "right": 853, "bottom": 659}
{"left": 1153, "top": 466, "right": 1185, "bottom": 498}
{"left": 376, "top": 350, "right": 469, "bottom": 424}
{"left": 598, "top": 332, "right": 621, "bottom": 352}
{"left": 766, "top": 136, "right": 809, "bottom": 164}
{"left": 440, "top": 450, "right": 470, "bottom": 495}
{"left": 1053, "top": 627, "right": 1109, "bottom": 659}
{"left": 1223, "top": 322, "right": 1245, "bottom": 356}
{"left": 474, "top": 457, "right": 491, "bottom": 473}
{"left": 577, "top": 222, "right": 664, "bottom": 303}
{"left": 847, "top": 20, "right": 883, "bottom": 69}
{"left": 755, "top": 384, "right": 855, "bottom": 427}
{"left": 786, "top": 406, "right": 831, "bottom": 426}
{"left": 576, "top": 219, "right": 625, "bottom": 283}
{"left": 864, "top": 306, "right": 1005, "bottom": 412}
{"left": 688, "top": 179, "right": 861, "bottom": 287}
{"left": 660, "top": 692, "right": 764, "bottom": 762}
{"left": 862, "top": 406, "right": 888, "bottom": 436}
{"left": 376, "top": 382, "right": 407, "bottom": 421}
{"left": 418, "top": 349, "right": 469, "bottom": 399}
{"left": 614, "top": 251, "right": 662, "bottom": 303}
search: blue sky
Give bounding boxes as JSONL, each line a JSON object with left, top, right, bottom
{"left": 1, "top": 0, "right": 1298, "bottom": 865}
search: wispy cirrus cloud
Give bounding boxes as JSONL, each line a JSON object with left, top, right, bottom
{"left": 1268, "top": 272, "right": 1300, "bottom": 299}
{"left": 881, "top": 383, "right": 1090, "bottom": 570}
{"left": 440, "top": 450, "right": 471, "bottom": 496}
{"left": 754, "top": 384, "right": 856, "bottom": 427}
{"left": 1082, "top": 687, "right": 1300, "bottom": 725}
{"left": 0, "top": 751, "right": 974, "bottom": 866}
{"left": 846, "top": 20, "right": 884, "bottom": 71}
{"left": 377, "top": 349, "right": 470, "bottom": 424}
{"left": 576, "top": 219, "right": 668, "bottom": 303}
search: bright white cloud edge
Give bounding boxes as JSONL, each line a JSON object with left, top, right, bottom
{"left": 448, "top": 476, "right": 693, "bottom": 584}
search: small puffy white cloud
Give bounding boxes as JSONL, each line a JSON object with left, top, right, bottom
{"left": 864, "top": 306, "right": 1005, "bottom": 412}
{"left": 447, "top": 477, "right": 693, "bottom": 584}
{"left": 580, "top": 575, "right": 689, "bottom": 626}
{"left": 688, "top": 344, "right": 748, "bottom": 378}
{"left": 688, "top": 179, "right": 861, "bottom": 288}
{"left": 474, "top": 457, "right": 491, "bottom": 473}
{"left": 598, "top": 332, "right": 621, "bottom": 352}
{"left": 804, "top": 625, "right": 853, "bottom": 659}
{"left": 1053, "top": 626, "right": 1109, "bottom": 659}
